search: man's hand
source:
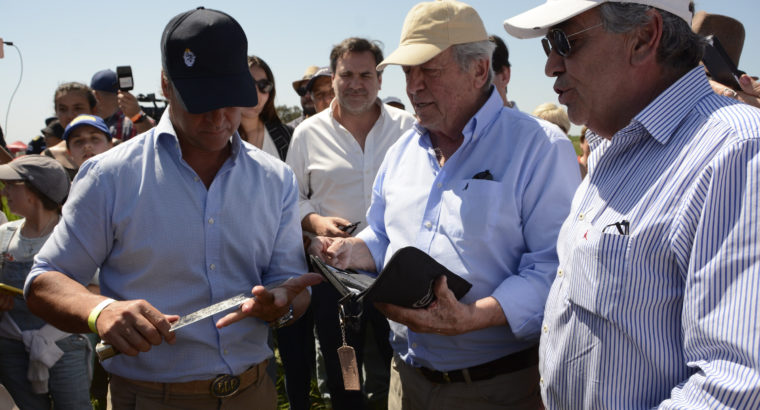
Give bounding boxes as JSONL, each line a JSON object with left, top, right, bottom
{"left": 117, "top": 91, "right": 142, "bottom": 117}
{"left": 0, "top": 292, "right": 14, "bottom": 311}
{"left": 303, "top": 213, "right": 351, "bottom": 237}
{"left": 215, "top": 273, "right": 323, "bottom": 328}
{"left": 96, "top": 299, "right": 179, "bottom": 357}
{"left": 710, "top": 74, "right": 760, "bottom": 109}
{"left": 376, "top": 276, "right": 506, "bottom": 336}
{"left": 308, "top": 236, "right": 354, "bottom": 269}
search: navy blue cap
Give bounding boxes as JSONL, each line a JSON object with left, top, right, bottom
{"left": 91, "top": 69, "right": 118, "bottom": 93}
{"left": 161, "top": 7, "right": 257, "bottom": 114}
{"left": 62, "top": 114, "right": 110, "bottom": 141}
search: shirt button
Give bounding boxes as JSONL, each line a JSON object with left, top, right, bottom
{"left": 209, "top": 264, "right": 216, "bottom": 271}
{"left": 578, "top": 213, "right": 585, "bottom": 221}
{"left": 557, "top": 268, "right": 564, "bottom": 278}
{"left": 540, "top": 377, "right": 544, "bottom": 385}
{"left": 542, "top": 324, "right": 548, "bottom": 334}
{"left": 424, "top": 221, "right": 432, "bottom": 229}
{"left": 224, "top": 349, "right": 229, "bottom": 355}
{"left": 194, "top": 176, "right": 200, "bottom": 182}
{"left": 411, "top": 343, "right": 417, "bottom": 348}
{"left": 436, "top": 182, "right": 442, "bottom": 188}
{"left": 208, "top": 217, "right": 214, "bottom": 225}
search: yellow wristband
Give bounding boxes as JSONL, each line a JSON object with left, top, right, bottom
{"left": 87, "top": 298, "right": 116, "bottom": 335}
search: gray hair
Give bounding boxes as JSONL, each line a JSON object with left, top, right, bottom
{"left": 450, "top": 40, "right": 496, "bottom": 93}
{"left": 599, "top": 2, "right": 704, "bottom": 73}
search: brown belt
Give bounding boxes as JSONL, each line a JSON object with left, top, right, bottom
{"left": 112, "top": 360, "right": 266, "bottom": 398}
{"left": 418, "top": 345, "right": 538, "bottom": 384}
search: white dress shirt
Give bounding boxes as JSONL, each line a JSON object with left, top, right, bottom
{"left": 286, "top": 99, "right": 415, "bottom": 230}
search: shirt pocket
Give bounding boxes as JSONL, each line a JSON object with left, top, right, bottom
{"left": 565, "top": 222, "right": 634, "bottom": 320}
{"left": 439, "top": 179, "right": 515, "bottom": 241}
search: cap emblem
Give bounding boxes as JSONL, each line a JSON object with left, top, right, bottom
{"left": 183, "top": 48, "right": 196, "bottom": 67}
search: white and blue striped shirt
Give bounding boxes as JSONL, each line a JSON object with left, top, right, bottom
{"left": 540, "top": 67, "right": 760, "bottom": 408}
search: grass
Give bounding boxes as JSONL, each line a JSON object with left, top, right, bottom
{"left": 273, "top": 342, "right": 331, "bottom": 410}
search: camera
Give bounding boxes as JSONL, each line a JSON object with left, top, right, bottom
{"left": 703, "top": 35, "right": 743, "bottom": 91}
{"left": 116, "top": 66, "right": 134, "bottom": 91}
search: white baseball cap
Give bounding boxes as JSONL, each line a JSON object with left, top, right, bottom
{"left": 504, "top": 0, "right": 693, "bottom": 39}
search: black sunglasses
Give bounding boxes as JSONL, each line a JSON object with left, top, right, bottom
{"left": 255, "top": 79, "right": 273, "bottom": 94}
{"left": 296, "top": 86, "right": 308, "bottom": 97}
{"left": 542, "top": 23, "right": 603, "bottom": 57}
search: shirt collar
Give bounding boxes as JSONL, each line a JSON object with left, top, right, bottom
{"left": 632, "top": 66, "right": 713, "bottom": 145}
{"left": 413, "top": 86, "right": 502, "bottom": 144}
{"left": 153, "top": 105, "right": 242, "bottom": 161}
{"left": 587, "top": 66, "right": 712, "bottom": 149}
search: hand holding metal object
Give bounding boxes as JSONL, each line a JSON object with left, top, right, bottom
{"left": 0, "top": 283, "right": 23, "bottom": 297}
{"left": 95, "top": 293, "right": 250, "bottom": 361}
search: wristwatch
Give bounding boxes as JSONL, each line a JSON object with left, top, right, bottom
{"left": 271, "top": 304, "right": 294, "bottom": 329}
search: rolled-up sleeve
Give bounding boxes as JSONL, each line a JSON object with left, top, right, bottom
{"left": 27, "top": 161, "right": 112, "bottom": 295}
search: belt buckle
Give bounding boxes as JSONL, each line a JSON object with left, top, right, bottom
{"left": 211, "top": 374, "right": 241, "bottom": 398}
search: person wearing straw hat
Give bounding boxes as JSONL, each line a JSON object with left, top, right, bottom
{"left": 309, "top": 1, "right": 579, "bottom": 408}
{"left": 691, "top": 10, "right": 760, "bottom": 108}
{"left": 504, "top": 0, "right": 760, "bottom": 408}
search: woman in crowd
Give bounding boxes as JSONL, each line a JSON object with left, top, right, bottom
{"left": 238, "top": 55, "right": 293, "bottom": 161}
{"left": 0, "top": 155, "right": 92, "bottom": 409}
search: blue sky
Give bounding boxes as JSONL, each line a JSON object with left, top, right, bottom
{"left": 0, "top": 1, "right": 758, "bottom": 142}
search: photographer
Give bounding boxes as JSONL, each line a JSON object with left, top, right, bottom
{"left": 90, "top": 69, "right": 155, "bottom": 141}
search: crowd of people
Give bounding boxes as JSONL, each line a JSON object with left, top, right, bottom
{"left": 0, "top": 0, "right": 758, "bottom": 409}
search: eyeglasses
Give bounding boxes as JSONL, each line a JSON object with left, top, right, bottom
{"left": 296, "top": 86, "right": 308, "bottom": 97}
{"left": 542, "top": 23, "right": 603, "bottom": 57}
{"left": 254, "top": 79, "right": 273, "bottom": 94}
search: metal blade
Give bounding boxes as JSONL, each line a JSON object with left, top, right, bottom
{"left": 169, "top": 293, "right": 250, "bottom": 331}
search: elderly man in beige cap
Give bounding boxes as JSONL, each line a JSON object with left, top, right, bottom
{"left": 504, "top": 0, "right": 760, "bottom": 408}
{"left": 308, "top": 1, "right": 580, "bottom": 409}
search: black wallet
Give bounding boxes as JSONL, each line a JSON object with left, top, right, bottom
{"left": 309, "top": 246, "right": 472, "bottom": 309}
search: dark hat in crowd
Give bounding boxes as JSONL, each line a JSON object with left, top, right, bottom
{"left": 0, "top": 155, "right": 70, "bottom": 205}
{"left": 305, "top": 67, "right": 332, "bottom": 93}
{"left": 292, "top": 65, "right": 320, "bottom": 95}
{"left": 41, "top": 119, "right": 64, "bottom": 140}
{"left": 91, "top": 69, "right": 119, "bottom": 93}
{"left": 62, "top": 114, "right": 110, "bottom": 141}
{"left": 692, "top": 11, "right": 745, "bottom": 67}
{"left": 161, "top": 7, "right": 257, "bottom": 114}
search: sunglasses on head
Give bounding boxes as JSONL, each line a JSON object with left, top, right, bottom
{"left": 542, "top": 22, "right": 603, "bottom": 57}
{"left": 255, "top": 79, "right": 273, "bottom": 94}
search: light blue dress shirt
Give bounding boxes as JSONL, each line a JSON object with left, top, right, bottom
{"left": 356, "top": 89, "right": 580, "bottom": 371}
{"left": 27, "top": 111, "right": 307, "bottom": 382}
{"left": 540, "top": 67, "right": 760, "bottom": 408}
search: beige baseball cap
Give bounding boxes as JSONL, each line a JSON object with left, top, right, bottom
{"left": 504, "top": 0, "right": 693, "bottom": 39}
{"left": 377, "top": 0, "right": 488, "bottom": 70}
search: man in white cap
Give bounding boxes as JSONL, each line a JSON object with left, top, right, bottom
{"left": 504, "top": 0, "right": 760, "bottom": 408}
{"left": 25, "top": 7, "right": 320, "bottom": 409}
{"left": 309, "top": 2, "right": 579, "bottom": 408}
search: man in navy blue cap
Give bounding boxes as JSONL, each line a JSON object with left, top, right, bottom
{"left": 90, "top": 69, "right": 155, "bottom": 141}
{"left": 26, "top": 7, "right": 322, "bottom": 409}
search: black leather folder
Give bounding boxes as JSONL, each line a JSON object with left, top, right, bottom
{"left": 310, "top": 246, "right": 472, "bottom": 308}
